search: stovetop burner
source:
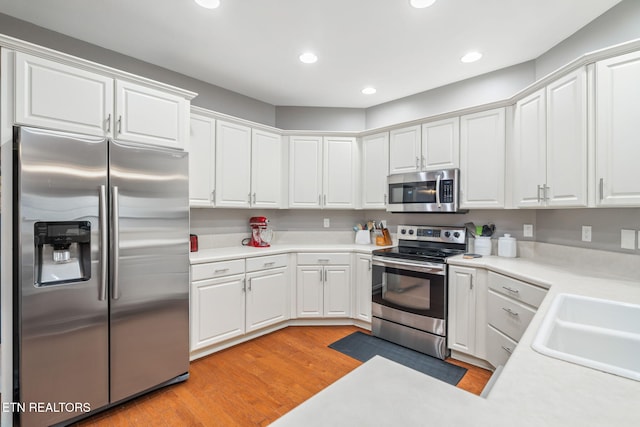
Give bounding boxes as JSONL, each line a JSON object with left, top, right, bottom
{"left": 372, "top": 225, "right": 468, "bottom": 263}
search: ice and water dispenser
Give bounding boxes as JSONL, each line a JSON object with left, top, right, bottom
{"left": 34, "top": 221, "right": 92, "bottom": 286}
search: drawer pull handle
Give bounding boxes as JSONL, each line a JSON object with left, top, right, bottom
{"left": 502, "top": 286, "right": 520, "bottom": 294}
{"left": 214, "top": 268, "right": 230, "bottom": 273}
{"left": 318, "top": 259, "right": 330, "bottom": 263}
{"left": 502, "top": 307, "right": 519, "bottom": 317}
{"left": 264, "top": 262, "right": 276, "bottom": 267}
{"left": 501, "top": 345, "right": 513, "bottom": 354}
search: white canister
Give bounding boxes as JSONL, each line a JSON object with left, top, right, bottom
{"left": 498, "top": 234, "right": 517, "bottom": 258}
{"left": 474, "top": 236, "right": 492, "bottom": 256}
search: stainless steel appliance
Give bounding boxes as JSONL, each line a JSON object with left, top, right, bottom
{"left": 372, "top": 225, "right": 467, "bottom": 359}
{"left": 386, "top": 168, "right": 466, "bottom": 213}
{"left": 12, "top": 126, "right": 189, "bottom": 426}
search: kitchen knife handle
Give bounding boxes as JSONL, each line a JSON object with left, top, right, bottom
{"left": 99, "top": 185, "right": 108, "bottom": 301}
{"left": 111, "top": 186, "right": 120, "bottom": 300}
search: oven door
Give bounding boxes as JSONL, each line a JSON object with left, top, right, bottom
{"left": 371, "top": 256, "right": 446, "bottom": 321}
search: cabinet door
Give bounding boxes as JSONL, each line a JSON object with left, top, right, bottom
{"left": 115, "top": 80, "right": 186, "bottom": 149}
{"left": 354, "top": 255, "right": 372, "bottom": 322}
{"left": 389, "top": 125, "right": 421, "bottom": 174}
{"left": 245, "top": 267, "right": 289, "bottom": 332}
{"left": 190, "top": 274, "right": 245, "bottom": 351}
{"left": 324, "top": 266, "right": 351, "bottom": 317}
{"left": 460, "top": 108, "right": 506, "bottom": 208}
{"left": 323, "top": 137, "right": 356, "bottom": 209}
{"left": 546, "top": 68, "right": 587, "bottom": 207}
{"left": 215, "top": 120, "right": 252, "bottom": 207}
{"left": 289, "top": 136, "right": 323, "bottom": 208}
{"left": 595, "top": 51, "right": 640, "bottom": 206}
{"left": 513, "top": 89, "right": 546, "bottom": 208}
{"left": 448, "top": 266, "right": 476, "bottom": 355}
{"left": 251, "top": 129, "right": 282, "bottom": 208}
{"left": 361, "top": 133, "right": 390, "bottom": 209}
{"left": 15, "top": 51, "right": 113, "bottom": 136}
{"left": 188, "top": 113, "right": 215, "bottom": 207}
{"left": 421, "top": 117, "right": 459, "bottom": 170}
{"left": 296, "top": 266, "right": 324, "bottom": 317}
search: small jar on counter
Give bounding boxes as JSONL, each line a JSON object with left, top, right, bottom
{"left": 498, "top": 234, "right": 517, "bottom": 258}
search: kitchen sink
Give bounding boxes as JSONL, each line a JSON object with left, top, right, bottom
{"left": 532, "top": 293, "right": 640, "bottom": 381}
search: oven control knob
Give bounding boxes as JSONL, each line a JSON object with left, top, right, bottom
{"left": 453, "top": 232, "right": 460, "bottom": 238}
{"left": 444, "top": 231, "right": 451, "bottom": 238}
{"left": 401, "top": 229, "right": 407, "bottom": 235}
{"left": 408, "top": 229, "right": 414, "bottom": 235}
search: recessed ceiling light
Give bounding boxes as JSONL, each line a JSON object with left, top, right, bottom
{"left": 461, "top": 51, "right": 483, "bottom": 63}
{"left": 299, "top": 52, "right": 318, "bottom": 64}
{"left": 410, "top": 0, "right": 437, "bottom": 8}
{"left": 195, "top": 0, "right": 220, "bottom": 9}
{"left": 362, "top": 87, "right": 377, "bottom": 95}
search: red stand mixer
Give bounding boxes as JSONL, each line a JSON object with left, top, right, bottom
{"left": 247, "top": 216, "right": 273, "bottom": 247}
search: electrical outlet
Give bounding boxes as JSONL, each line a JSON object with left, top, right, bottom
{"left": 523, "top": 224, "right": 533, "bottom": 238}
{"left": 323, "top": 218, "right": 330, "bottom": 228}
{"left": 621, "top": 229, "right": 635, "bottom": 250}
{"left": 581, "top": 226, "right": 592, "bottom": 242}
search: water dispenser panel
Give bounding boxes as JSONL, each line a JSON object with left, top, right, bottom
{"left": 34, "top": 221, "right": 92, "bottom": 286}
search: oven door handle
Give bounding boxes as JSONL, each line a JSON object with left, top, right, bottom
{"left": 372, "top": 256, "right": 445, "bottom": 276}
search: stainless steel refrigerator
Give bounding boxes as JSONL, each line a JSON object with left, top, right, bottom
{"left": 12, "top": 126, "right": 190, "bottom": 426}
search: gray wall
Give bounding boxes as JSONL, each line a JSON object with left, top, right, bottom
{"left": 0, "top": 13, "right": 277, "bottom": 126}
{"left": 364, "top": 61, "right": 536, "bottom": 129}
{"left": 535, "top": 0, "right": 640, "bottom": 79}
{"left": 275, "top": 107, "right": 366, "bottom": 132}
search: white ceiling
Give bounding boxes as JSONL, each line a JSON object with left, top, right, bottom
{"left": 0, "top": 0, "right": 622, "bottom": 108}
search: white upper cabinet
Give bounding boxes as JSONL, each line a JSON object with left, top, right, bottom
{"left": 513, "top": 89, "right": 547, "bottom": 208}
{"left": 596, "top": 50, "right": 640, "bottom": 206}
{"left": 251, "top": 129, "right": 282, "bottom": 208}
{"left": 215, "top": 120, "right": 252, "bottom": 207}
{"left": 323, "top": 137, "right": 356, "bottom": 209}
{"left": 188, "top": 112, "right": 216, "bottom": 207}
{"left": 421, "top": 117, "right": 460, "bottom": 170}
{"left": 115, "top": 80, "right": 187, "bottom": 150}
{"left": 389, "top": 125, "right": 421, "bottom": 174}
{"left": 289, "top": 136, "right": 323, "bottom": 208}
{"left": 289, "top": 136, "right": 356, "bottom": 209}
{"left": 460, "top": 108, "right": 506, "bottom": 208}
{"left": 13, "top": 51, "right": 191, "bottom": 150}
{"left": 361, "top": 132, "right": 389, "bottom": 209}
{"left": 15, "top": 51, "right": 113, "bottom": 137}
{"left": 545, "top": 68, "right": 587, "bottom": 207}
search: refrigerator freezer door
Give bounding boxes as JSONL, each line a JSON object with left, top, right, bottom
{"left": 16, "top": 127, "right": 109, "bottom": 427}
{"left": 109, "top": 140, "right": 189, "bottom": 403}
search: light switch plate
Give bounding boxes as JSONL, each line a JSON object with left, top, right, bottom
{"left": 581, "top": 226, "right": 592, "bottom": 242}
{"left": 621, "top": 229, "right": 636, "bottom": 250}
{"left": 523, "top": 224, "right": 533, "bottom": 238}
{"left": 323, "top": 218, "right": 330, "bottom": 228}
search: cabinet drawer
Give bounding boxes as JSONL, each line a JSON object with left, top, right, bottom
{"left": 246, "top": 254, "right": 288, "bottom": 272}
{"left": 191, "top": 259, "right": 245, "bottom": 281}
{"left": 297, "top": 252, "right": 351, "bottom": 265}
{"left": 488, "top": 271, "right": 547, "bottom": 308}
{"left": 487, "top": 290, "right": 536, "bottom": 342}
{"left": 486, "top": 325, "right": 517, "bottom": 368}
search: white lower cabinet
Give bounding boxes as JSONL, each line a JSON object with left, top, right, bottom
{"left": 354, "top": 254, "right": 372, "bottom": 322}
{"left": 448, "top": 266, "right": 478, "bottom": 355}
{"left": 190, "top": 255, "right": 289, "bottom": 352}
{"left": 296, "top": 253, "right": 351, "bottom": 318}
{"left": 246, "top": 266, "right": 289, "bottom": 332}
{"left": 191, "top": 272, "right": 246, "bottom": 351}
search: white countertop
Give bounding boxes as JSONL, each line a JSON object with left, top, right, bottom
{"left": 272, "top": 248, "right": 640, "bottom": 427}
{"left": 190, "top": 242, "right": 391, "bottom": 264}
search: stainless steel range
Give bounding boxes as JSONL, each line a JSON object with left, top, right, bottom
{"left": 371, "top": 225, "right": 467, "bottom": 360}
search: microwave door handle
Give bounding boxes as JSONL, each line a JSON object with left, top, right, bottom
{"left": 436, "top": 174, "right": 442, "bottom": 208}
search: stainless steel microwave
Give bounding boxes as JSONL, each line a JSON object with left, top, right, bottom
{"left": 386, "top": 168, "right": 466, "bottom": 213}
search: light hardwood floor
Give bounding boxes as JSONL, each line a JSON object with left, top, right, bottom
{"left": 76, "top": 326, "right": 492, "bottom": 426}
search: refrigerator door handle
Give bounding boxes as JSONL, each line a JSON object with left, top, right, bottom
{"left": 99, "top": 185, "right": 108, "bottom": 301}
{"left": 111, "top": 185, "right": 120, "bottom": 300}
